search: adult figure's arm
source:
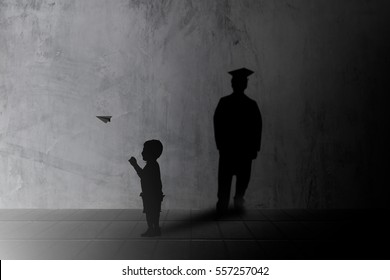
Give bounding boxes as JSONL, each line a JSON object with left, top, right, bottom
{"left": 253, "top": 101, "right": 262, "bottom": 159}
{"left": 213, "top": 100, "right": 223, "bottom": 151}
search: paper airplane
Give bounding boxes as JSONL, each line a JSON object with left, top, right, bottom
{"left": 96, "top": 116, "right": 112, "bottom": 123}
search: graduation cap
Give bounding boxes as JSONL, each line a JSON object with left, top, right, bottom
{"left": 96, "top": 116, "right": 112, "bottom": 123}
{"left": 228, "top": 67, "right": 254, "bottom": 79}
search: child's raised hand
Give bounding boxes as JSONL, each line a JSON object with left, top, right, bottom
{"left": 129, "top": 157, "right": 137, "bottom": 166}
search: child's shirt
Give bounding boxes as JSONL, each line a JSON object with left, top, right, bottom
{"left": 138, "top": 161, "right": 163, "bottom": 198}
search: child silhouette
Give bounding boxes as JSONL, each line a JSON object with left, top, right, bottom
{"left": 129, "top": 140, "right": 164, "bottom": 237}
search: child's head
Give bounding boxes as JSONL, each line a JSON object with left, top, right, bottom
{"left": 142, "top": 139, "right": 163, "bottom": 161}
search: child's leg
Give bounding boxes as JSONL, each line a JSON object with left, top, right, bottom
{"left": 152, "top": 212, "right": 160, "bottom": 228}
{"left": 150, "top": 210, "right": 161, "bottom": 236}
{"left": 141, "top": 213, "right": 154, "bottom": 237}
{"left": 146, "top": 213, "right": 153, "bottom": 229}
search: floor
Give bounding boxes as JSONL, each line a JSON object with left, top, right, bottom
{"left": 0, "top": 208, "right": 388, "bottom": 260}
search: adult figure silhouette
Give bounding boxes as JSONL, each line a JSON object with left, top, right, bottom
{"left": 213, "top": 68, "right": 262, "bottom": 214}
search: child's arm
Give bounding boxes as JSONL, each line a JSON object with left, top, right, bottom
{"left": 129, "top": 157, "right": 143, "bottom": 178}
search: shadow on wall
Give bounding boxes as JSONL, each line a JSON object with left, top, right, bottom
{"left": 214, "top": 68, "right": 262, "bottom": 214}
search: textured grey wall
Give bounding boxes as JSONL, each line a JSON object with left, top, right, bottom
{"left": 0, "top": 0, "right": 388, "bottom": 209}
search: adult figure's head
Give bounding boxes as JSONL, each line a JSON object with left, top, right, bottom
{"left": 229, "top": 68, "right": 254, "bottom": 93}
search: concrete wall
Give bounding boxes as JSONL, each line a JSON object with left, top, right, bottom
{"left": 0, "top": 0, "right": 388, "bottom": 209}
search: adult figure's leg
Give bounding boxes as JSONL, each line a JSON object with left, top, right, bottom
{"left": 234, "top": 159, "right": 252, "bottom": 209}
{"left": 217, "top": 155, "right": 234, "bottom": 213}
